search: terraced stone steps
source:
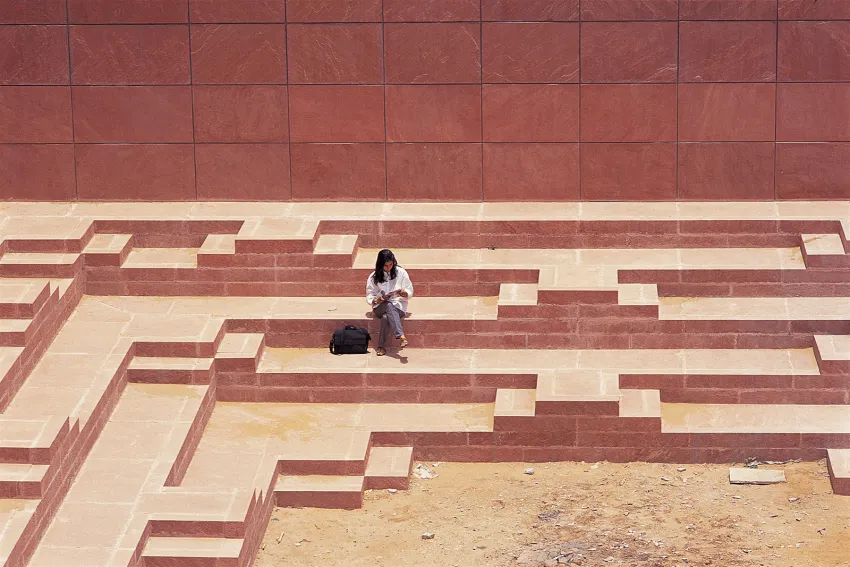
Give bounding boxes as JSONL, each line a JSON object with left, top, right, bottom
{"left": 1, "top": 201, "right": 850, "bottom": 567}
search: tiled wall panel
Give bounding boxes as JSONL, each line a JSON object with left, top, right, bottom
{"left": 1, "top": 0, "right": 849, "bottom": 200}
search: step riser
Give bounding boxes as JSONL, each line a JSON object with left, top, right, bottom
{"left": 275, "top": 491, "right": 362, "bottom": 510}
{"left": 143, "top": 557, "right": 238, "bottom": 567}
{"left": 127, "top": 368, "right": 215, "bottom": 385}
{"left": 0, "top": 262, "right": 80, "bottom": 278}
{"left": 621, "top": 375, "right": 850, "bottom": 405}
{"left": 218, "top": 386, "right": 499, "bottom": 404}
{"left": 412, "top": 446, "right": 830, "bottom": 464}
{"left": 658, "top": 283, "right": 850, "bottom": 298}
{"left": 364, "top": 476, "right": 409, "bottom": 491}
{"left": 0, "top": 480, "right": 41, "bottom": 498}
{"left": 278, "top": 461, "right": 366, "bottom": 476}
{"left": 261, "top": 332, "right": 822, "bottom": 350}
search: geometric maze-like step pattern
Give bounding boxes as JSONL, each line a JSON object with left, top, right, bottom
{"left": 1, "top": 201, "right": 849, "bottom": 567}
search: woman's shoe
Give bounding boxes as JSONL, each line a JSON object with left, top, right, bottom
{"left": 398, "top": 337, "right": 408, "bottom": 349}
{"left": 376, "top": 347, "right": 386, "bottom": 356}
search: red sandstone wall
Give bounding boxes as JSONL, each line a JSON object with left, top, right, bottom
{"left": 0, "top": 0, "right": 848, "bottom": 202}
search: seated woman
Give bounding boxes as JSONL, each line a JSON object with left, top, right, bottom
{"left": 366, "top": 249, "right": 414, "bottom": 356}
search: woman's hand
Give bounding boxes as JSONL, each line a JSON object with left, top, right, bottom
{"left": 399, "top": 290, "right": 409, "bottom": 298}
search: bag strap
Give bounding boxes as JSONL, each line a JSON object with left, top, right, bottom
{"left": 329, "top": 339, "right": 335, "bottom": 355}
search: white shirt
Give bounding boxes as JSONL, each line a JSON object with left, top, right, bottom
{"left": 366, "top": 266, "right": 414, "bottom": 313}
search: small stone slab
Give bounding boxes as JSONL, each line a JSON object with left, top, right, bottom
{"left": 729, "top": 468, "right": 786, "bottom": 485}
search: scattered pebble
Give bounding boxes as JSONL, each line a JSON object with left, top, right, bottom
{"left": 661, "top": 476, "right": 672, "bottom": 482}
{"left": 677, "top": 467, "right": 687, "bottom": 472}
{"left": 421, "top": 533, "right": 435, "bottom": 540}
{"left": 524, "top": 468, "right": 535, "bottom": 475}
{"left": 387, "top": 488, "right": 398, "bottom": 494}
{"left": 789, "top": 497, "right": 800, "bottom": 502}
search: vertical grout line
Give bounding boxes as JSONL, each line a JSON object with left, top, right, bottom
{"left": 65, "top": 0, "right": 78, "bottom": 200}
{"left": 187, "top": 0, "right": 198, "bottom": 200}
{"left": 382, "top": 0, "right": 389, "bottom": 202}
{"left": 675, "top": 2, "right": 680, "bottom": 201}
{"left": 577, "top": 0, "right": 582, "bottom": 202}
{"left": 774, "top": 1, "right": 779, "bottom": 201}
{"left": 479, "top": 1, "right": 484, "bottom": 202}
{"left": 285, "top": 0, "right": 294, "bottom": 202}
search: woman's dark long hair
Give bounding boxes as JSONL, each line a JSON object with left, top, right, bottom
{"left": 373, "top": 249, "right": 398, "bottom": 284}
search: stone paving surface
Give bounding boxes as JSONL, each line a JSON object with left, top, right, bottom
{"left": 0, "top": 201, "right": 849, "bottom": 566}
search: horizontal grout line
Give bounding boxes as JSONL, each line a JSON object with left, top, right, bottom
{"left": 5, "top": 19, "right": 847, "bottom": 26}
{"left": 7, "top": 81, "right": 849, "bottom": 87}
{"left": 4, "top": 141, "right": 848, "bottom": 147}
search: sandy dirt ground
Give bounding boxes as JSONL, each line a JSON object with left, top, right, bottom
{"left": 256, "top": 460, "right": 850, "bottom": 567}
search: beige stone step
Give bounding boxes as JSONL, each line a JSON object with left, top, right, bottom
{"left": 535, "top": 370, "right": 620, "bottom": 415}
{"left": 235, "top": 218, "right": 319, "bottom": 253}
{"left": 827, "top": 449, "right": 850, "bottom": 496}
{"left": 0, "top": 319, "right": 32, "bottom": 346}
{"left": 81, "top": 233, "right": 133, "bottom": 266}
{"left": 498, "top": 283, "right": 538, "bottom": 306}
{"left": 274, "top": 475, "right": 364, "bottom": 509}
{"left": 197, "top": 234, "right": 236, "bottom": 266}
{"left": 814, "top": 335, "right": 850, "bottom": 360}
{"left": 170, "top": 295, "right": 497, "bottom": 321}
{"left": 0, "top": 253, "right": 80, "bottom": 277}
{"left": 0, "top": 416, "right": 67, "bottom": 460}
{"left": 314, "top": 234, "right": 358, "bottom": 255}
{"left": 8, "top": 199, "right": 842, "bottom": 222}
{"left": 661, "top": 403, "right": 850, "bottom": 434}
{"left": 199, "top": 233, "right": 236, "bottom": 255}
{"left": 258, "top": 346, "right": 817, "bottom": 376}
{"left": 123, "top": 247, "right": 199, "bottom": 268}
{"left": 351, "top": 246, "right": 804, "bottom": 293}
{"left": 214, "top": 333, "right": 264, "bottom": 372}
{"left": 618, "top": 283, "right": 659, "bottom": 306}
{"left": 659, "top": 297, "right": 850, "bottom": 321}
{"left": 0, "top": 280, "right": 52, "bottom": 318}
{"left": 494, "top": 388, "right": 536, "bottom": 417}
{"left": 802, "top": 234, "right": 845, "bottom": 255}
{"left": 142, "top": 536, "right": 242, "bottom": 562}
{"left": 619, "top": 389, "right": 661, "bottom": 418}
{"left": 0, "top": 464, "right": 48, "bottom": 498}
{"left": 536, "top": 370, "right": 619, "bottom": 402}
{"left": 365, "top": 446, "right": 413, "bottom": 490}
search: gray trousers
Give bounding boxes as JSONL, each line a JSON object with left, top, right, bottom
{"left": 372, "top": 301, "right": 405, "bottom": 348}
